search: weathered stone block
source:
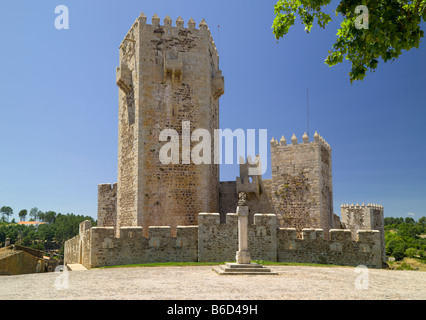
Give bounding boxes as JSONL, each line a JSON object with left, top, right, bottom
{"left": 302, "top": 228, "right": 316, "bottom": 240}
{"left": 315, "top": 229, "right": 325, "bottom": 240}
{"left": 279, "top": 228, "right": 297, "bottom": 240}
{"left": 198, "top": 213, "right": 220, "bottom": 225}
{"left": 357, "top": 230, "right": 380, "bottom": 242}
{"left": 119, "top": 227, "right": 143, "bottom": 239}
{"left": 329, "top": 229, "right": 352, "bottom": 241}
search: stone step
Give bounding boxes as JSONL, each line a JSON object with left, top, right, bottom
{"left": 213, "top": 263, "right": 278, "bottom": 275}
{"left": 215, "top": 271, "right": 278, "bottom": 275}
{"left": 66, "top": 264, "right": 87, "bottom": 271}
{"left": 220, "top": 265, "right": 272, "bottom": 273}
{"left": 225, "top": 263, "right": 264, "bottom": 269}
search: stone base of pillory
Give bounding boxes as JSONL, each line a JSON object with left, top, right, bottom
{"left": 213, "top": 263, "right": 278, "bottom": 275}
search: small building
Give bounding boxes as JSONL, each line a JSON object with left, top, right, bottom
{"left": 18, "top": 221, "right": 47, "bottom": 228}
{"left": 0, "top": 245, "right": 51, "bottom": 275}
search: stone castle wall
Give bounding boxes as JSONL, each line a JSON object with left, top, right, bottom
{"left": 64, "top": 234, "right": 79, "bottom": 265}
{"left": 220, "top": 133, "right": 336, "bottom": 235}
{"left": 218, "top": 181, "right": 238, "bottom": 223}
{"left": 97, "top": 183, "right": 117, "bottom": 228}
{"left": 65, "top": 220, "right": 198, "bottom": 268}
{"left": 65, "top": 213, "right": 384, "bottom": 269}
{"left": 198, "top": 213, "right": 277, "bottom": 262}
{"left": 277, "top": 228, "right": 382, "bottom": 268}
{"left": 78, "top": 13, "right": 386, "bottom": 272}
{"left": 341, "top": 203, "right": 385, "bottom": 266}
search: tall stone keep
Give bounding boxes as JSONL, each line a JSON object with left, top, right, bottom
{"left": 114, "top": 13, "right": 224, "bottom": 235}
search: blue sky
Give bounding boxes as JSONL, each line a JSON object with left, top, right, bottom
{"left": 0, "top": 0, "right": 425, "bottom": 221}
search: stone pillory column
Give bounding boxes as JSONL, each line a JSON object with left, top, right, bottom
{"left": 213, "top": 192, "right": 278, "bottom": 275}
{"left": 236, "top": 192, "right": 250, "bottom": 264}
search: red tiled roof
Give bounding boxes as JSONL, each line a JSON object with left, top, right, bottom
{"left": 18, "top": 221, "right": 46, "bottom": 225}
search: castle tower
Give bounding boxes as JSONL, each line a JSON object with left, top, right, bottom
{"left": 341, "top": 203, "right": 386, "bottom": 266}
{"left": 114, "top": 13, "right": 224, "bottom": 235}
{"left": 269, "top": 132, "right": 334, "bottom": 234}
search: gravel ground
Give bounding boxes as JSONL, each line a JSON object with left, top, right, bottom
{"left": 0, "top": 265, "right": 425, "bottom": 300}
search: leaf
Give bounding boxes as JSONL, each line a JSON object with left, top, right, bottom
{"left": 272, "top": 0, "right": 426, "bottom": 82}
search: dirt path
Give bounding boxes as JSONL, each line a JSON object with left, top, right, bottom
{"left": 0, "top": 265, "right": 425, "bottom": 300}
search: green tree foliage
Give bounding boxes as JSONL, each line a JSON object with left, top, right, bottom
{"left": 272, "top": 0, "right": 426, "bottom": 82}
{"left": 392, "top": 243, "right": 407, "bottom": 261}
{"left": 405, "top": 247, "right": 417, "bottom": 258}
{"left": 0, "top": 210, "right": 96, "bottom": 256}
{"left": 18, "top": 209, "right": 28, "bottom": 222}
{"left": 29, "top": 207, "right": 40, "bottom": 221}
{"left": 38, "top": 211, "right": 57, "bottom": 224}
{"left": 384, "top": 216, "right": 426, "bottom": 261}
{"left": 0, "top": 206, "right": 13, "bottom": 223}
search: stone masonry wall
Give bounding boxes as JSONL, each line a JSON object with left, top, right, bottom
{"left": 116, "top": 19, "right": 139, "bottom": 231}
{"left": 268, "top": 132, "right": 333, "bottom": 234}
{"left": 114, "top": 14, "right": 224, "bottom": 236}
{"left": 65, "top": 215, "right": 384, "bottom": 269}
{"left": 341, "top": 203, "right": 386, "bottom": 266}
{"left": 97, "top": 183, "right": 117, "bottom": 228}
{"left": 221, "top": 133, "right": 337, "bottom": 235}
{"left": 241, "top": 179, "right": 275, "bottom": 225}
{"left": 198, "top": 213, "right": 277, "bottom": 262}
{"left": 0, "top": 249, "right": 46, "bottom": 275}
{"left": 67, "top": 221, "right": 198, "bottom": 268}
{"left": 218, "top": 181, "right": 238, "bottom": 222}
{"left": 64, "top": 234, "right": 80, "bottom": 265}
{"left": 277, "top": 228, "right": 382, "bottom": 268}
{"left": 91, "top": 225, "right": 198, "bottom": 268}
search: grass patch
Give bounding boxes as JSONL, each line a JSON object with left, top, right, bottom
{"left": 387, "top": 257, "right": 426, "bottom": 271}
{"left": 97, "top": 260, "right": 348, "bottom": 269}
{"left": 97, "top": 261, "right": 225, "bottom": 269}
{"left": 251, "top": 260, "right": 347, "bottom": 268}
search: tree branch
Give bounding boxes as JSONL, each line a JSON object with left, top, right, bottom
{"left": 414, "top": 0, "right": 422, "bottom": 14}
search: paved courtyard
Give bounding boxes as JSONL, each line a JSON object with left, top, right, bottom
{"left": 0, "top": 265, "right": 425, "bottom": 300}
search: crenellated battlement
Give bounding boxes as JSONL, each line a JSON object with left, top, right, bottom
{"left": 329, "top": 229, "right": 352, "bottom": 241}
{"left": 341, "top": 203, "right": 384, "bottom": 210}
{"left": 340, "top": 202, "right": 385, "bottom": 265}
{"left": 268, "top": 131, "right": 334, "bottom": 234}
{"left": 278, "top": 227, "right": 382, "bottom": 268}
{"left": 198, "top": 212, "right": 276, "bottom": 227}
{"left": 91, "top": 224, "right": 199, "bottom": 241}
{"left": 236, "top": 176, "right": 261, "bottom": 198}
{"left": 313, "top": 131, "right": 331, "bottom": 150}
{"left": 65, "top": 214, "right": 384, "bottom": 269}
{"left": 340, "top": 203, "right": 385, "bottom": 232}
{"left": 278, "top": 227, "right": 380, "bottom": 242}
{"left": 270, "top": 131, "right": 331, "bottom": 150}
{"left": 119, "top": 12, "right": 219, "bottom": 58}
{"left": 65, "top": 221, "right": 199, "bottom": 268}
{"left": 235, "top": 155, "right": 263, "bottom": 199}
{"left": 239, "top": 155, "right": 262, "bottom": 177}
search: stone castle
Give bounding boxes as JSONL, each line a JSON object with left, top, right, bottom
{"left": 64, "top": 13, "right": 386, "bottom": 269}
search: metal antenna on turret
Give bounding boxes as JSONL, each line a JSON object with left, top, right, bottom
{"left": 217, "top": 25, "right": 220, "bottom": 49}
{"left": 307, "top": 88, "right": 310, "bottom": 138}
